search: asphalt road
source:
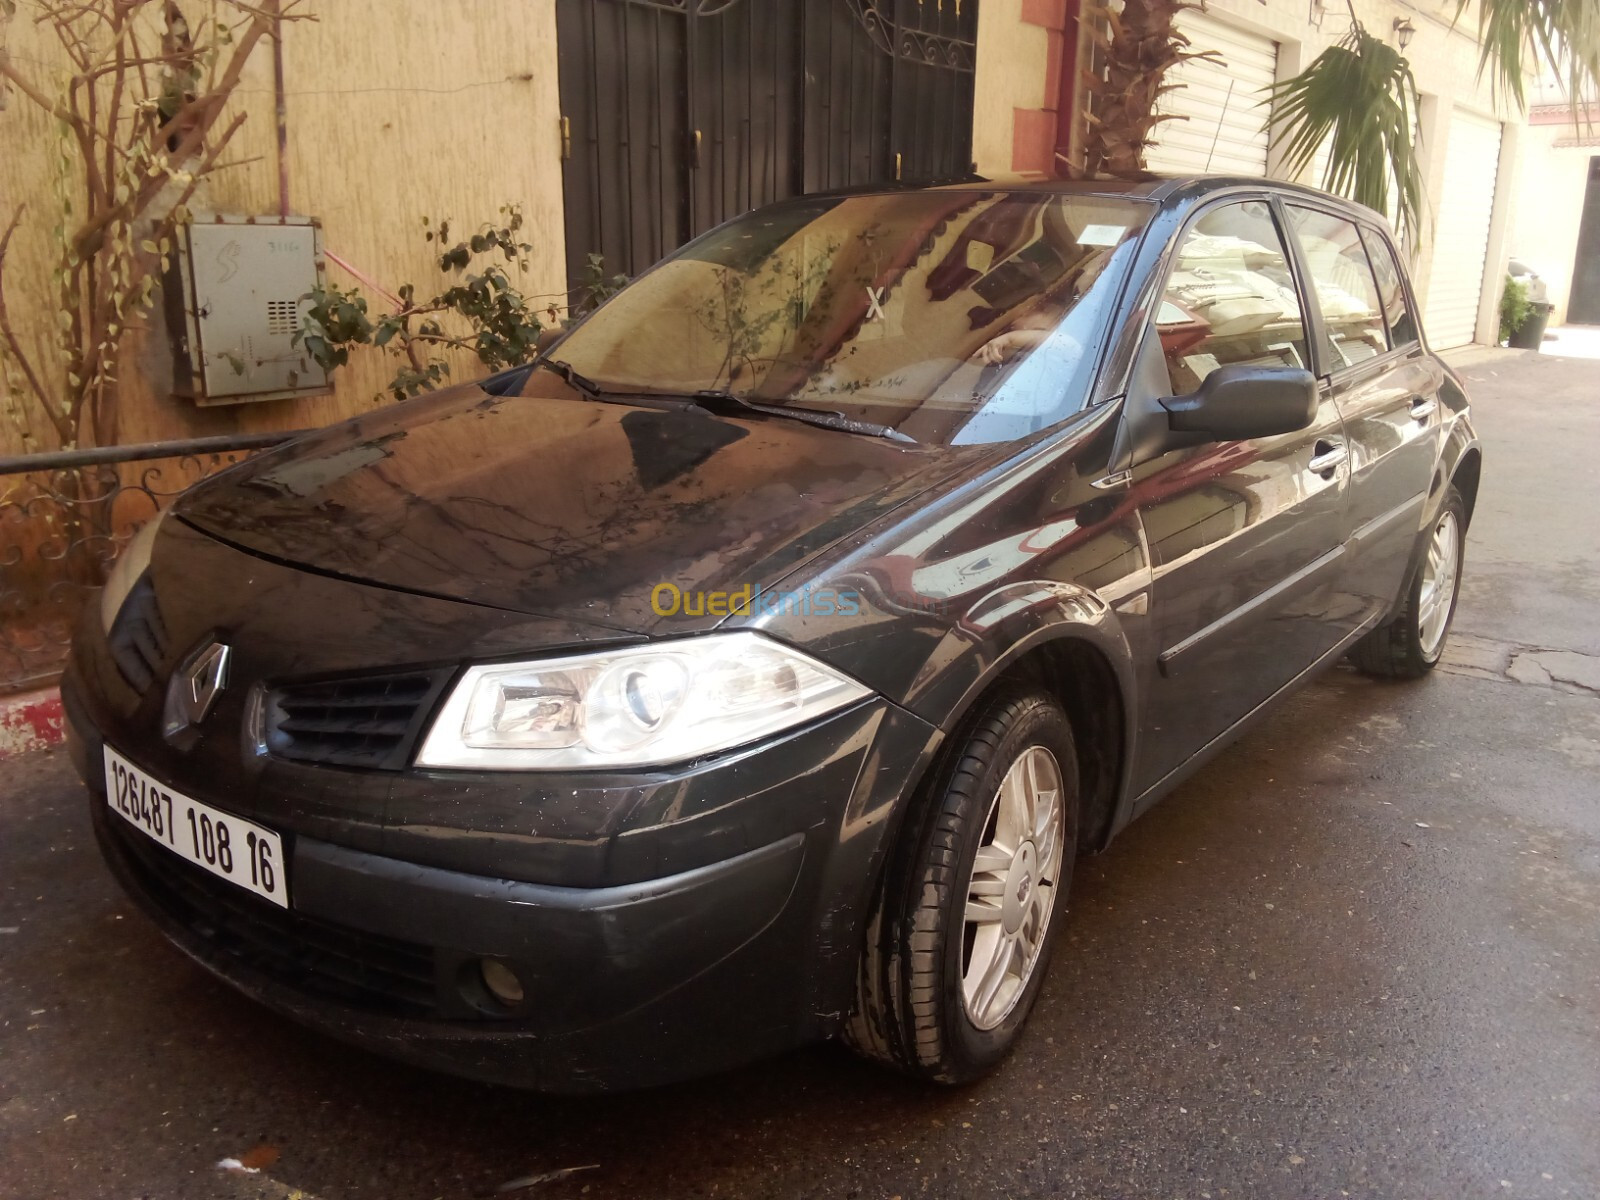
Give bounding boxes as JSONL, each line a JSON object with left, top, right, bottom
{"left": 3, "top": 352, "right": 1597, "bottom": 1200}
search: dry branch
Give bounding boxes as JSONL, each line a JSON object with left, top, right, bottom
{"left": 0, "top": 0, "right": 304, "bottom": 451}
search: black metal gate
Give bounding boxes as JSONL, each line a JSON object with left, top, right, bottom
{"left": 555, "top": 0, "right": 978, "bottom": 287}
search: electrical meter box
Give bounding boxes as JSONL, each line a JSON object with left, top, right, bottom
{"left": 169, "top": 214, "right": 330, "bottom": 406}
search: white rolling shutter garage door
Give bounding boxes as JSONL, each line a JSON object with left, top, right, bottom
{"left": 1423, "top": 109, "right": 1503, "bottom": 348}
{"left": 1146, "top": 11, "right": 1277, "bottom": 176}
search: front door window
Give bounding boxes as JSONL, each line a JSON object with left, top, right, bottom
{"left": 1155, "top": 200, "right": 1311, "bottom": 394}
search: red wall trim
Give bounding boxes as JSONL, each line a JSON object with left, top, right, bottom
{"left": 1010, "top": 0, "right": 1080, "bottom": 176}
{"left": 1013, "top": 107, "right": 1057, "bottom": 174}
{"left": 1020, "top": 0, "right": 1069, "bottom": 29}
{"left": 1052, "top": 0, "right": 1082, "bottom": 175}
{"left": 0, "top": 688, "right": 64, "bottom": 760}
{"left": 1530, "top": 101, "right": 1600, "bottom": 127}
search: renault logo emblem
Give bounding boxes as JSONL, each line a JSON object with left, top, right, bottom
{"left": 163, "top": 640, "right": 231, "bottom": 744}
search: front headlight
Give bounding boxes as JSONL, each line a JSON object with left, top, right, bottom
{"left": 99, "top": 512, "right": 165, "bottom": 634}
{"left": 416, "top": 631, "right": 872, "bottom": 770}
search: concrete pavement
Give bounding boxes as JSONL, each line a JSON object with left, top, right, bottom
{"left": 1542, "top": 327, "right": 1600, "bottom": 360}
{"left": 1, "top": 352, "right": 1597, "bottom": 1200}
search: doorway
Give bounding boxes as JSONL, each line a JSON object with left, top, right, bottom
{"left": 1567, "top": 156, "right": 1600, "bottom": 325}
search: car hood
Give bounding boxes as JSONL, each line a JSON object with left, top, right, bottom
{"left": 175, "top": 381, "right": 966, "bottom": 632}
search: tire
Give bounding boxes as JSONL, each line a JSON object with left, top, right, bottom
{"left": 843, "top": 688, "right": 1079, "bottom": 1084}
{"left": 1351, "top": 484, "right": 1467, "bottom": 680}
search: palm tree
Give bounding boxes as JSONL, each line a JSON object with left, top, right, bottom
{"left": 1077, "top": 0, "right": 1216, "bottom": 180}
{"left": 1077, "top": 0, "right": 1600, "bottom": 241}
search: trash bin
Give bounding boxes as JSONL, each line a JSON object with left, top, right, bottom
{"left": 1509, "top": 302, "right": 1553, "bottom": 350}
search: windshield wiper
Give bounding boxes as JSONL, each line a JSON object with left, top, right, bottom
{"left": 533, "top": 367, "right": 915, "bottom": 442}
{"left": 678, "top": 389, "right": 916, "bottom": 444}
{"left": 534, "top": 357, "right": 615, "bottom": 403}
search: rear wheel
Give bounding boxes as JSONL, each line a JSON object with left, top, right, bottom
{"left": 1351, "top": 485, "right": 1466, "bottom": 679}
{"left": 843, "top": 689, "right": 1078, "bottom": 1083}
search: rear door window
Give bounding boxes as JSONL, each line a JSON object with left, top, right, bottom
{"left": 1359, "top": 228, "right": 1419, "bottom": 348}
{"left": 1284, "top": 205, "right": 1389, "bottom": 372}
{"left": 1154, "top": 200, "right": 1310, "bottom": 394}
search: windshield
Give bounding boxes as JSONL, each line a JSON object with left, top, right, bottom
{"left": 545, "top": 191, "right": 1153, "bottom": 446}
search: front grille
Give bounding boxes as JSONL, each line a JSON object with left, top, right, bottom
{"left": 106, "top": 575, "right": 169, "bottom": 693}
{"left": 264, "top": 670, "right": 451, "bottom": 770}
{"left": 107, "top": 815, "right": 439, "bottom": 1017}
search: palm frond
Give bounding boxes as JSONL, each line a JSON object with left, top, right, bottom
{"left": 1077, "top": 0, "right": 1199, "bottom": 179}
{"left": 1265, "top": 26, "right": 1424, "bottom": 241}
{"left": 1460, "top": 0, "right": 1600, "bottom": 118}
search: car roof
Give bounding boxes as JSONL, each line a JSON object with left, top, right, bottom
{"left": 1130, "top": 174, "right": 1390, "bottom": 226}
{"left": 807, "top": 173, "right": 1391, "bottom": 230}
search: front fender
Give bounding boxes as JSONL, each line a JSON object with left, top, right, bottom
{"left": 901, "top": 580, "right": 1139, "bottom": 733}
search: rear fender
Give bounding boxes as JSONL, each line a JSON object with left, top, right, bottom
{"left": 1384, "top": 410, "right": 1480, "bottom": 622}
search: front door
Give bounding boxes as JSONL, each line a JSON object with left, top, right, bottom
{"left": 1128, "top": 198, "right": 1350, "bottom": 795}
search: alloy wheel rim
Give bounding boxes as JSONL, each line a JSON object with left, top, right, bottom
{"left": 961, "top": 745, "right": 1066, "bottom": 1031}
{"left": 1418, "top": 510, "right": 1460, "bottom": 659}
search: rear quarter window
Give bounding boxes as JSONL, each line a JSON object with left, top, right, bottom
{"left": 1284, "top": 205, "right": 1388, "bottom": 371}
{"left": 1359, "top": 228, "right": 1420, "bottom": 349}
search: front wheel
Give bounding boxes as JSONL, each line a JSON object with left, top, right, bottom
{"left": 843, "top": 689, "right": 1079, "bottom": 1083}
{"left": 1351, "top": 485, "right": 1467, "bottom": 679}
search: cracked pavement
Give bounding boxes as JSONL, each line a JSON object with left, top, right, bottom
{"left": 2, "top": 352, "right": 1597, "bottom": 1199}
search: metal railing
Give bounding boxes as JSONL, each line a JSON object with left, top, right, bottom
{"left": 0, "top": 431, "right": 304, "bottom": 696}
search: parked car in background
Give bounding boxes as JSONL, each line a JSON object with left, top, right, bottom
{"left": 67, "top": 176, "right": 1479, "bottom": 1091}
{"left": 1507, "top": 256, "right": 1551, "bottom": 306}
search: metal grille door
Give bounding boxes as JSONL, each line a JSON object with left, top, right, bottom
{"left": 557, "top": 0, "right": 694, "bottom": 285}
{"left": 556, "top": 0, "right": 978, "bottom": 287}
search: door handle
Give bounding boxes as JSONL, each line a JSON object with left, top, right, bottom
{"left": 1409, "top": 395, "right": 1437, "bottom": 420}
{"left": 1309, "top": 440, "right": 1348, "bottom": 475}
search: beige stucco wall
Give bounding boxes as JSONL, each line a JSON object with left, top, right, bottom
{"left": 0, "top": 0, "right": 567, "bottom": 455}
{"left": 972, "top": 0, "right": 1054, "bottom": 176}
{"left": 1509, "top": 125, "right": 1594, "bottom": 323}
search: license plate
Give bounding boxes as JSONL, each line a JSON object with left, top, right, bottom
{"left": 103, "top": 745, "right": 288, "bottom": 908}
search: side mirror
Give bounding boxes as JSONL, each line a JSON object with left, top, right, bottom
{"left": 1160, "top": 364, "right": 1318, "bottom": 441}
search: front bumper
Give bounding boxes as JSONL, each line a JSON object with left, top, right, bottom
{"left": 68, "top": 673, "right": 938, "bottom": 1091}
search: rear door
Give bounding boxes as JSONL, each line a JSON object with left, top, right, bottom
{"left": 1129, "top": 197, "right": 1350, "bottom": 795}
{"left": 1282, "top": 204, "right": 1442, "bottom": 621}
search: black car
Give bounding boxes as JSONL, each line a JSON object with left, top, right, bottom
{"left": 67, "top": 177, "right": 1479, "bottom": 1092}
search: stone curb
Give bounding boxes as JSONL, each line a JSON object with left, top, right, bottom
{"left": 0, "top": 687, "right": 64, "bottom": 760}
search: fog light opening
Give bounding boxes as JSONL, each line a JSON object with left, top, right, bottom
{"left": 479, "top": 958, "right": 525, "bottom": 1007}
